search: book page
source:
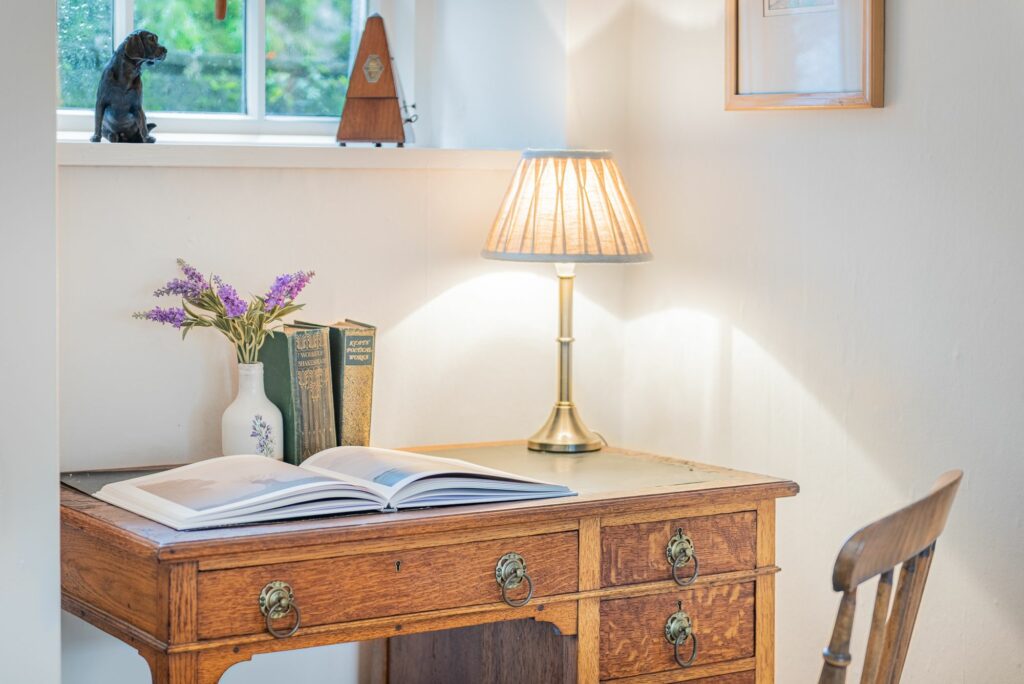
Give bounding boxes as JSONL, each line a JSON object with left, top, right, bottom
{"left": 96, "top": 454, "right": 382, "bottom": 527}
{"left": 302, "top": 446, "right": 574, "bottom": 507}
{"left": 134, "top": 456, "right": 330, "bottom": 511}
{"left": 301, "top": 447, "right": 443, "bottom": 498}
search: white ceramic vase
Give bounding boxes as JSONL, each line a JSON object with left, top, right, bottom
{"left": 221, "top": 362, "right": 284, "bottom": 460}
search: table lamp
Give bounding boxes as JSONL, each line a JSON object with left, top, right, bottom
{"left": 483, "top": 150, "right": 652, "bottom": 453}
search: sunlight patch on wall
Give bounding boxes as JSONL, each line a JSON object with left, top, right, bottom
{"left": 618, "top": 305, "right": 997, "bottom": 680}
{"left": 376, "top": 270, "right": 624, "bottom": 447}
{"left": 621, "top": 305, "right": 902, "bottom": 679}
{"left": 566, "top": 0, "right": 633, "bottom": 51}
{"left": 637, "top": 0, "right": 722, "bottom": 30}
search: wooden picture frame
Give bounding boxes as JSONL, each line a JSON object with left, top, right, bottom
{"left": 726, "top": 0, "right": 885, "bottom": 110}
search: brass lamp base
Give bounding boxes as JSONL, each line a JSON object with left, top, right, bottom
{"left": 527, "top": 402, "right": 604, "bottom": 453}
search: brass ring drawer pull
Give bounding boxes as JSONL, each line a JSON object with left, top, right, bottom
{"left": 259, "top": 581, "right": 301, "bottom": 639}
{"left": 665, "top": 602, "right": 698, "bottom": 668}
{"left": 666, "top": 528, "right": 699, "bottom": 586}
{"left": 495, "top": 552, "right": 534, "bottom": 607}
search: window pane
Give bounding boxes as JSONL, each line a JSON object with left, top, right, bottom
{"left": 266, "top": 0, "right": 357, "bottom": 117}
{"left": 58, "top": 0, "right": 113, "bottom": 109}
{"left": 134, "top": 0, "right": 245, "bottom": 113}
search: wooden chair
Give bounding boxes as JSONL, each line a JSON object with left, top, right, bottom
{"left": 819, "top": 470, "right": 963, "bottom": 684}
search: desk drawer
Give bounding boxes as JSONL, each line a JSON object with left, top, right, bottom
{"left": 602, "top": 511, "right": 756, "bottom": 587}
{"left": 196, "top": 531, "right": 578, "bottom": 639}
{"left": 599, "top": 583, "right": 755, "bottom": 680}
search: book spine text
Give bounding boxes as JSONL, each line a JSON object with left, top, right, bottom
{"left": 338, "top": 326, "right": 375, "bottom": 446}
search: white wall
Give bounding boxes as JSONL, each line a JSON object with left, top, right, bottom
{"left": 616, "top": 1, "right": 1024, "bottom": 682}
{"left": 0, "top": 3, "right": 61, "bottom": 684}
{"left": 374, "top": 0, "right": 570, "bottom": 150}
{"left": 413, "top": 0, "right": 568, "bottom": 149}
{"left": 565, "top": 0, "right": 633, "bottom": 155}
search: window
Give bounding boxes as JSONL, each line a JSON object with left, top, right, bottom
{"left": 57, "top": 0, "right": 367, "bottom": 135}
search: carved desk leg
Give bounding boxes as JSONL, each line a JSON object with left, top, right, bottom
{"left": 148, "top": 564, "right": 204, "bottom": 683}
{"left": 143, "top": 652, "right": 199, "bottom": 684}
{"left": 756, "top": 500, "right": 777, "bottom": 684}
{"left": 145, "top": 647, "right": 252, "bottom": 684}
{"left": 199, "top": 649, "right": 255, "bottom": 684}
{"left": 576, "top": 598, "right": 600, "bottom": 684}
{"left": 577, "top": 516, "right": 602, "bottom": 684}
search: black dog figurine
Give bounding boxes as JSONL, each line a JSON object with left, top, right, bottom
{"left": 91, "top": 30, "right": 167, "bottom": 143}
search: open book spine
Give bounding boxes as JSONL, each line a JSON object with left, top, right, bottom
{"left": 260, "top": 327, "right": 337, "bottom": 464}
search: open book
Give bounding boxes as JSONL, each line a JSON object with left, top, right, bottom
{"left": 95, "top": 446, "right": 575, "bottom": 530}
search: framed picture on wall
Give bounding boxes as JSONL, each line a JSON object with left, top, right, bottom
{"left": 726, "top": 0, "right": 885, "bottom": 109}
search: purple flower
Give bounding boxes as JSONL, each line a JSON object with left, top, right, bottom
{"left": 263, "top": 270, "right": 315, "bottom": 311}
{"left": 154, "top": 259, "right": 210, "bottom": 301}
{"left": 177, "top": 258, "right": 209, "bottom": 287}
{"left": 216, "top": 281, "right": 248, "bottom": 318}
{"left": 154, "top": 277, "right": 204, "bottom": 300}
{"left": 134, "top": 306, "right": 187, "bottom": 328}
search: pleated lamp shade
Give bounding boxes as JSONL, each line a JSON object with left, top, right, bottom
{"left": 482, "top": 150, "right": 652, "bottom": 263}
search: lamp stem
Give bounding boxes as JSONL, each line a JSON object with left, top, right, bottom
{"left": 527, "top": 265, "right": 603, "bottom": 453}
{"left": 558, "top": 272, "right": 574, "bottom": 404}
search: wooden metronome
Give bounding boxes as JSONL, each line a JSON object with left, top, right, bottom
{"left": 337, "top": 14, "right": 415, "bottom": 147}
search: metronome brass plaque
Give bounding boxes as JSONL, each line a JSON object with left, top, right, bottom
{"left": 363, "top": 55, "right": 384, "bottom": 84}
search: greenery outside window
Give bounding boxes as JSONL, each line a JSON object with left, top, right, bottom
{"left": 58, "top": 0, "right": 367, "bottom": 136}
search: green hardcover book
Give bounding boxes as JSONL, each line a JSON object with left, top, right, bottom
{"left": 258, "top": 326, "right": 337, "bottom": 464}
{"left": 295, "top": 319, "right": 376, "bottom": 446}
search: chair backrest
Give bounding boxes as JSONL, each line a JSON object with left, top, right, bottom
{"left": 818, "top": 470, "right": 962, "bottom": 684}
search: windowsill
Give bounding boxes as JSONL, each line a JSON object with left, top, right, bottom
{"left": 57, "top": 132, "right": 522, "bottom": 170}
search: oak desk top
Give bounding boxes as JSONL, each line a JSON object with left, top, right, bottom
{"left": 61, "top": 442, "right": 798, "bottom": 683}
{"left": 61, "top": 442, "right": 797, "bottom": 556}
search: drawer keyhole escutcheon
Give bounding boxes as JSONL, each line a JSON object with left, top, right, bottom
{"left": 665, "top": 601, "right": 698, "bottom": 668}
{"left": 495, "top": 552, "right": 534, "bottom": 607}
{"left": 666, "top": 528, "right": 699, "bottom": 586}
{"left": 259, "top": 581, "right": 301, "bottom": 639}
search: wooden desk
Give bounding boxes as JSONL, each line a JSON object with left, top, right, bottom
{"left": 61, "top": 442, "right": 798, "bottom": 683}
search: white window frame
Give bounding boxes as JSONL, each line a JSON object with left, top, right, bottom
{"left": 58, "top": 0, "right": 369, "bottom": 137}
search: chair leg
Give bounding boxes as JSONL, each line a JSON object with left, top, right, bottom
{"left": 819, "top": 590, "right": 857, "bottom": 684}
